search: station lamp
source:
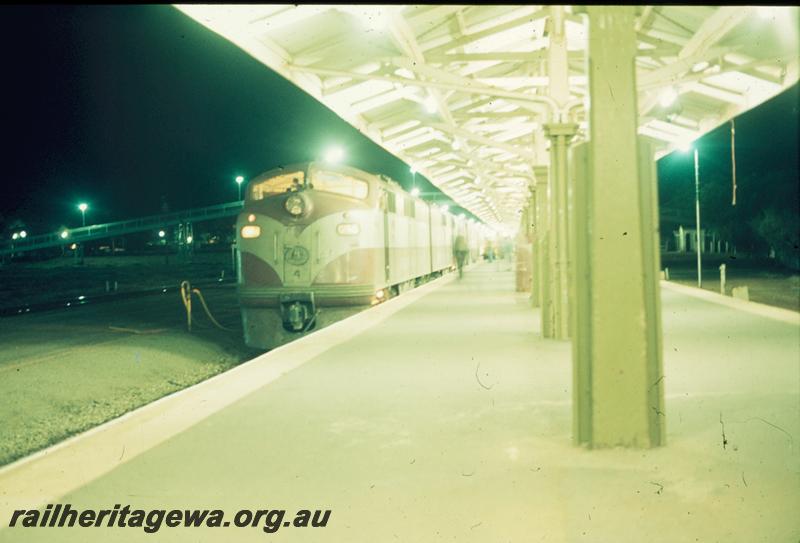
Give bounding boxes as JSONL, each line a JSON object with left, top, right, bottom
{"left": 659, "top": 87, "right": 678, "bottom": 108}
{"left": 424, "top": 96, "right": 437, "bottom": 114}
{"left": 411, "top": 187, "right": 421, "bottom": 197}
{"left": 78, "top": 203, "right": 88, "bottom": 227}
{"left": 324, "top": 146, "right": 345, "bottom": 164}
{"left": 19, "top": 230, "right": 26, "bottom": 238}
{"left": 235, "top": 175, "right": 245, "bottom": 201}
{"left": 680, "top": 142, "right": 703, "bottom": 287}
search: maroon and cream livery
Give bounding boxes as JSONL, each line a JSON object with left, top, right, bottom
{"left": 236, "top": 162, "right": 484, "bottom": 349}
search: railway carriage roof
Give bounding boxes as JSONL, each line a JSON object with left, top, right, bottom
{"left": 175, "top": 5, "right": 800, "bottom": 233}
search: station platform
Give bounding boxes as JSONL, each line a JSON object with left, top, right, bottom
{"left": 1, "top": 261, "right": 798, "bottom": 542}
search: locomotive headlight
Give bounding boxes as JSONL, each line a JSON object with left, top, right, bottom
{"left": 336, "top": 223, "right": 360, "bottom": 235}
{"left": 285, "top": 194, "right": 305, "bottom": 216}
{"left": 241, "top": 225, "right": 261, "bottom": 239}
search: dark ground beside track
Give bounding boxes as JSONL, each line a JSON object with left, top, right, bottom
{"left": 662, "top": 253, "right": 800, "bottom": 311}
{"left": 0, "top": 252, "right": 233, "bottom": 310}
{"left": 0, "top": 257, "right": 260, "bottom": 465}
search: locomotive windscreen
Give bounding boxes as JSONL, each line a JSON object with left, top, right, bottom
{"left": 250, "top": 171, "right": 305, "bottom": 200}
{"left": 309, "top": 169, "right": 369, "bottom": 199}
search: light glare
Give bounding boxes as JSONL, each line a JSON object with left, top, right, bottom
{"left": 659, "top": 87, "right": 678, "bottom": 107}
{"left": 241, "top": 225, "right": 262, "bottom": 239}
{"left": 424, "top": 97, "right": 437, "bottom": 114}
{"left": 324, "top": 146, "right": 345, "bottom": 163}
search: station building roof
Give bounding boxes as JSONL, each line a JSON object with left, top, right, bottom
{"left": 175, "top": 5, "right": 799, "bottom": 232}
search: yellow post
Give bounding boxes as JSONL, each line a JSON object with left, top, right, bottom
{"left": 571, "top": 6, "right": 665, "bottom": 448}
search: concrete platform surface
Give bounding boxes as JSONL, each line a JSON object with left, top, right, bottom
{"left": 1, "top": 262, "right": 798, "bottom": 542}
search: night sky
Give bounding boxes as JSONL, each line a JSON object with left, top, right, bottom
{"left": 1, "top": 5, "right": 435, "bottom": 233}
{"left": 1, "top": 6, "right": 798, "bottom": 240}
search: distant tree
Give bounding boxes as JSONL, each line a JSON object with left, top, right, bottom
{"left": 751, "top": 208, "right": 800, "bottom": 269}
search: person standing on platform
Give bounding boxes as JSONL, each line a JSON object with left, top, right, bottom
{"left": 454, "top": 234, "right": 468, "bottom": 278}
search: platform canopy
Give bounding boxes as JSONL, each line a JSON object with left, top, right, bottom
{"left": 175, "top": 5, "right": 799, "bottom": 232}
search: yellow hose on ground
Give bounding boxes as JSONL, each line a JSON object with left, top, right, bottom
{"left": 180, "top": 280, "right": 232, "bottom": 332}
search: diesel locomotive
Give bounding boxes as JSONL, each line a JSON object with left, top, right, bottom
{"left": 235, "top": 162, "right": 484, "bottom": 349}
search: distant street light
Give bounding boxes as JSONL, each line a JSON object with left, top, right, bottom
{"left": 12, "top": 233, "right": 18, "bottom": 240}
{"left": 78, "top": 203, "right": 88, "bottom": 227}
{"left": 19, "top": 230, "right": 26, "bottom": 238}
{"left": 681, "top": 144, "right": 703, "bottom": 287}
{"left": 158, "top": 230, "right": 166, "bottom": 238}
{"left": 235, "top": 175, "right": 245, "bottom": 201}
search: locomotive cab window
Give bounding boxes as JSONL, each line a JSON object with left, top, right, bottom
{"left": 310, "top": 169, "right": 369, "bottom": 199}
{"left": 250, "top": 171, "right": 305, "bottom": 200}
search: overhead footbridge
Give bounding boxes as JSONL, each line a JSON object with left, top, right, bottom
{"left": 0, "top": 201, "right": 244, "bottom": 257}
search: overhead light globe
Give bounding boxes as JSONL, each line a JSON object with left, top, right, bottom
{"left": 659, "top": 87, "right": 679, "bottom": 107}
{"left": 424, "top": 97, "right": 437, "bottom": 114}
{"left": 324, "top": 146, "right": 345, "bottom": 163}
